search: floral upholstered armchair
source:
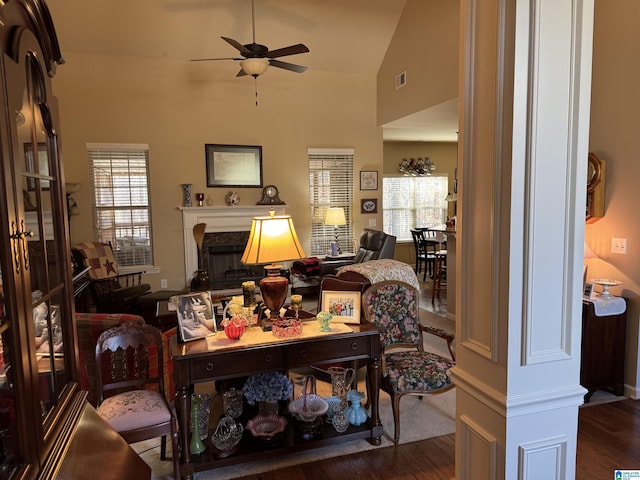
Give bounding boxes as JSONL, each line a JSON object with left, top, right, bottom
{"left": 362, "top": 280, "right": 455, "bottom": 444}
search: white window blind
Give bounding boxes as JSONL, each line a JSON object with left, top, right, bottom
{"left": 383, "top": 175, "right": 448, "bottom": 242}
{"left": 308, "top": 148, "right": 354, "bottom": 256}
{"left": 87, "top": 144, "right": 154, "bottom": 268}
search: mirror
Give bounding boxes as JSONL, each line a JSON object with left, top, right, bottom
{"left": 586, "top": 152, "right": 606, "bottom": 223}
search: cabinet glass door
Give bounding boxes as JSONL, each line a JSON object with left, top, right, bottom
{"left": 19, "top": 54, "right": 70, "bottom": 422}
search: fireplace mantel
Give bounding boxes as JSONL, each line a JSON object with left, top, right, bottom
{"left": 181, "top": 206, "right": 286, "bottom": 286}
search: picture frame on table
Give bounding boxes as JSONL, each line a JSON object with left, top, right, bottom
{"left": 360, "top": 170, "right": 378, "bottom": 190}
{"left": 175, "top": 291, "right": 218, "bottom": 342}
{"left": 321, "top": 290, "right": 361, "bottom": 324}
{"left": 205, "top": 144, "right": 263, "bottom": 188}
{"left": 583, "top": 282, "right": 595, "bottom": 300}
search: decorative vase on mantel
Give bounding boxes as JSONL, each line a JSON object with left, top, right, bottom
{"left": 182, "top": 183, "right": 193, "bottom": 207}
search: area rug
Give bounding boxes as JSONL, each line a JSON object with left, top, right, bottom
{"left": 138, "top": 308, "right": 456, "bottom": 480}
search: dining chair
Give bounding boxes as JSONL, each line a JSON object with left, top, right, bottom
{"left": 95, "top": 321, "right": 180, "bottom": 480}
{"left": 362, "top": 280, "right": 455, "bottom": 444}
{"left": 427, "top": 230, "right": 447, "bottom": 304}
{"left": 410, "top": 229, "right": 429, "bottom": 280}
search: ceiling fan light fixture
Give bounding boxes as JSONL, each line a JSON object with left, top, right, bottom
{"left": 240, "top": 57, "right": 269, "bottom": 77}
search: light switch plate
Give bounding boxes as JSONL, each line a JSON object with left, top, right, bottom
{"left": 368, "top": 219, "right": 377, "bottom": 227}
{"left": 160, "top": 279, "right": 168, "bottom": 289}
{"left": 611, "top": 237, "right": 628, "bottom": 255}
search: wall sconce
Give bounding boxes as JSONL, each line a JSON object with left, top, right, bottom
{"left": 399, "top": 157, "right": 436, "bottom": 176}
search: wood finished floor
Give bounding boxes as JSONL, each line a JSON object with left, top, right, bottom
{"left": 279, "top": 278, "right": 640, "bottom": 479}
{"left": 235, "top": 398, "right": 640, "bottom": 479}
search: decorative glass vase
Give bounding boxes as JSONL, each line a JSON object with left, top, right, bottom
{"left": 258, "top": 400, "right": 279, "bottom": 417}
{"left": 331, "top": 407, "right": 349, "bottom": 433}
{"left": 189, "top": 394, "right": 206, "bottom": 454}
{"left": 190, "top": 392, "right": 211, "bottom": 440}
{"left": 182, "top": 183, "right": 193, "bottom": 207}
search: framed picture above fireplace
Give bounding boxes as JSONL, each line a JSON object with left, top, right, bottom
{"left": 205, "top": 144, "right": 263, "bottom": 188}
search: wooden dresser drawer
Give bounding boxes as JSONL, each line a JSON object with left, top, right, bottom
{"left": 190, "top": 348, "right": 283, "bottom": 380}
{"left": 284, "top": 336, "right": 370, "bottom": 366}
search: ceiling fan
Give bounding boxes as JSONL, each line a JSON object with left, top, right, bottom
{"left": 191, "top": 0, "right": 310, "bottom": 79}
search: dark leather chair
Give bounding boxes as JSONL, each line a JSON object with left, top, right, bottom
{"left": 319, "top": 228, "right": 397, "bottom": 276}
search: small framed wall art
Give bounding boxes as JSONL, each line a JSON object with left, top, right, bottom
{"left": 360, "top": 198, "right": 377, "bottom": 214}
{"left": 360, "top": 170, "right": 378, "bottom": 190}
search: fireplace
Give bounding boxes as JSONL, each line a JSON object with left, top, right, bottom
{"left": 202, "top": 231, "right": 264, "bottom": 288}
{"left": 181, "top": 205, "right": 286, "bottom": 288}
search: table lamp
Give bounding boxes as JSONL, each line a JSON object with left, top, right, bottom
{"left": 241, "top": 210, "right": 306, "bottom": 330}
{"left": 324, "top": 207, "right": 346, "bottom": 254}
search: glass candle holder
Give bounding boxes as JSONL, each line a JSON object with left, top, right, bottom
{"left": 195, "top": 192, "right": 205, "bottom": 206}
{"left": 290, "top": 294, "right": 303, "bottom": 318}
{"left": 242, "top": 281, "right": 256, "bottom": 307}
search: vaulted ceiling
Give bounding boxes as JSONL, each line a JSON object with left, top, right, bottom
{"left": 48, "top": 0, "right": 457, "bottom": 142}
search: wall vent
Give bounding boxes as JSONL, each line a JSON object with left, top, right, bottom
{"left": 395, "top": 71, "right": 407, "bottom": 89}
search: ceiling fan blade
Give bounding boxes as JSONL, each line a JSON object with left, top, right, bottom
{"left": 190, "top": 57, "right": 242, "bottom": 62}
{"left": 267, "top": 44, "right": 309, "bottom": 59}
{"left": 269, "top": 59, "right": 308, "bottom": 73}
{"left": 236, "top": 69, "right": 248, "bottom": 77}
{"left": 221, "top": 36, "right": 253, "bottom": 56}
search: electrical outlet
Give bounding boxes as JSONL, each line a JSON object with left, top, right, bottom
{"left": 611, "top": 237, "right": 628, "bottom": 255}
{"left": 160, "top": 279, "right": 168, "bottom": 289}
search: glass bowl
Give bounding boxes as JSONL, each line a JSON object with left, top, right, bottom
{"left": 246, "top": 414, "right": 287, "bottom": 438}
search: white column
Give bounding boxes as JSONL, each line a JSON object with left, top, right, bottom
{"left": 452, "top": 0, "right": 593, "bottom": 478}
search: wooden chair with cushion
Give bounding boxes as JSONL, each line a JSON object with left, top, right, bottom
{"left": 95, "top": 321, "right": 180, "bottom": 479}
{"left": 75, "top": 312, "right": 146, "bottom": 406}
{"left": 362, "top": 280, "right": 455, "bottom": 444}
{"left": 72, "top": 241, "right": 151, "bottom": 314}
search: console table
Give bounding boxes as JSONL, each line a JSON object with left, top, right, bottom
{"left": 172, "top": 320, "right": 382, "bottom": 480}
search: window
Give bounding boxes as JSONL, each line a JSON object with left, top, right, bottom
{"left": 87, "top": 143, "right": 154, "bottom": 268}
{"left": 383, "top": 175, "right": 448, "bottom": 242}
{"left": 308, "top": 148, "right": 354, "bottom": 256}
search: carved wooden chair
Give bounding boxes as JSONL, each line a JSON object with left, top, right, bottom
{"left": 362, "top": 280, "right": 455, "bottom": 444}
{"left": 95, "top": 321, "right": 180, "bottom": 479}
{"left": 72, "top": 241, "right": 151, "bottom": 314}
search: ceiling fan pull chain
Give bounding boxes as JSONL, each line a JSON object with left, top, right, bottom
{"left": 254, "top": 77, "right": 259, "bottom": 106}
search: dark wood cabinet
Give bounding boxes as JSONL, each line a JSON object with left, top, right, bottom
{"left": 0, "top": 2, "right": 149, "bottom": 478}
{"left": 580, "top": 300, "right": 627, "bottom": 402}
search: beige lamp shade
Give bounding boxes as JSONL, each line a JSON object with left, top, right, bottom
{"left": 241, "top": 212, "right": 306, "bottom": 266}
{"left": 584, "top": 240, "right": 598, "bottom": 259}
{"left": 324, "top": 207, "right": 346, "bottom": 226}
{"left": 241, "top": 211, "right": 305, "bottom": 327}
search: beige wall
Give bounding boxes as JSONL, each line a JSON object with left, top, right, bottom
{"left": 54, "top": 53, "right": 384, "bottom": 291}
{"left": 587, "top": 0, "right": 640, "bottom": 391}
{"left": 377, "top": 0, "right": 459, "bottom": 126}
